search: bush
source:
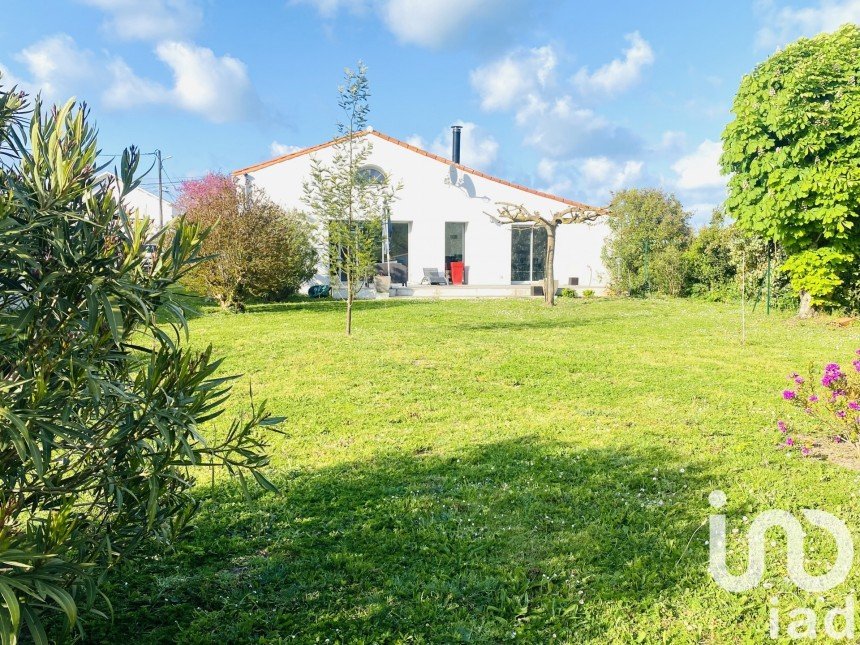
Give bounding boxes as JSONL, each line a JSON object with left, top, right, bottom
{"left": 601, "top": 189, "right": 692, "bottom": 296}
{"left": 0, "top": 87, "right": 279, "bottom": 641}
{"left": 178, "top": 175, "right": 317, "bottom": 310}
{"left": 778, "top": 350, "right": 860, "bottom": 456}
{"left": 582, "top": 289, "right": 596, "bottom": 298}
{"left": 558, "top": 287, "right": 579, "bottom": 298}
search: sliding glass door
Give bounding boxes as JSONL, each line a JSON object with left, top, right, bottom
{"left": 510, "top": 225, "right": 547, "bottom": 283}
{"left": 444, "top": 222, "right": 465, "bottom": 270}
{"left": 389, "top": 222, "right": 408, "bottom": 267}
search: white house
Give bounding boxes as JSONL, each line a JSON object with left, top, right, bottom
{"left": 232, "top": 127, "right": 609, "bottom": 297}
{"left": 99, "top": 173, "right": 175, "bottom": 227}
{"left": 123, "top": 185, "right": 175, "bottom": 227}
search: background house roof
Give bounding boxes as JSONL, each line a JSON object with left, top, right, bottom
{"left": 232, "top": 130, "right": 603, "bottom": 211}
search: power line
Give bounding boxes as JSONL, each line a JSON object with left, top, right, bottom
{"left": 96, "top": 152, "right": 158, "bottom": 157}
{"left": 139, "top": 177, "right": 204, "bottom": 186}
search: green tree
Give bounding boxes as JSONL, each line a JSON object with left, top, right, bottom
{"left": 721, "top": 24, "right": 860, "bottom": 316}
{"left": 601, "top": 188, "right": 693, "bottom": 296}
{"left": 178, "top": 174, "right": 317, "bottom": 311}
{"left": 303, "top": 63, "right": 398, "bottom": 335}
{"left": 0, "top": 84, "right": 278, "bottom": 642}
{"left": 685, "top": 210, "right": 736, "bottom": 298}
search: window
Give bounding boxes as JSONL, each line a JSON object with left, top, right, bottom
{"left": 511, "top": 225, "right": 547, "bottom": 283}
{"left": 389, "top": 222, "right": 409, "bottom": 267}
{"left": 358, "top": 166, "right": 386, "bottom": 184}
{"left": 445, "top": 222, "right": 466, "bottom": 270}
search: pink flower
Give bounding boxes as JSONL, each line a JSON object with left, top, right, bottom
{"left": 785, "top": 437, "right": 795, "bottom": 446}
{"left": 777, "top": 421, "right": 788, "bottom": 433}
{"left": 837, "top": 410, "right": 847, "bottom": 419}
{"left": 175, "top": 173, "right": 235, "bottom": 212}
{"left": 822, "top": 363, "right": 845, "bottom": 388}
{"left": 795, "top": 376, "right": 805, "bottom": 385}
{"left": 835, "top": 435, "right": 845, "bottom": 443}
{"left": 849, "top": 401, "right": 860, "bottom": 411}
{"left": 809, "top": 395, "right": 819, "bottom": 403}
{"left": 783, "top": 390, "right": 797, "bottom": 400}
{"left": 801, "top": 447, "right": 810, "bottom": 456}
{"left": 853, "top": 359, "right": 860, "bottom": 373}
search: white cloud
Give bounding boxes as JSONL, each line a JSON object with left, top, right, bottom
{"left": 536, "top": 158, "right": 556, "bottom": 183}
{"left": 537, "top": 155, "right": 643, "bottom": 205}
{"left": 405, "top": 134, "right": 426, "bottom": 149}
{"left": 425, "top": 121, "right": 498, "bottom": 169}
{"left": 0, "top": 64, "right": 29, "bottom": 94}
{"left": 672, "top": 139, "right": 725, "bottom": 190}
{"left": 573, "top": 32, "right": 654, "bottom": 96}
{"left": 295, "top": 0, "right": 524, "bottom": 47}
{"left": 470, "top": 45, "right": 556, "bottom": 111}
{"left": 756, "top": 0, "right": 860, "bottom": 48}
{"left": 381, "top": 0, "right": 498, "bottom": 47}
{"left": 270, "top": 141, "right": 303, "bottom": 156}
{"left": 469, "top": 43, "right": 642, "bottom": 159}
{"left": 656, "top": 130, "right": 687, "bottom": 153}
{"left": 14, "top": 34, "right": 95, "bottom": 102}
{"left": 516, "top": 94, "right": 639, "bottom": 158}
{"left": 155, "top": 42, "right": 259, "bottom": 122}
{"left": 292, "top": 0, "right": 367, "bottom": 18}
{"left": 580, "top": 157, "right": 643, "bottom": 187}
{"left": 79, "top": 0, "right": 202, "bottom": 41}
{"left": 102, "top": 42, "right": 260, "bottom": 122}
{"left": 103, "top": 59, "right": 168, "bottom": 109}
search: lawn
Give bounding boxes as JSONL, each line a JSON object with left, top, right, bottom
{"left": 94, "top": 298, "right": 860, "bottom": 643}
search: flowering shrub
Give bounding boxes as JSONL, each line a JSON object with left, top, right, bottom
{"left": 778, "top": 349, "right": 860, "bottom": 456}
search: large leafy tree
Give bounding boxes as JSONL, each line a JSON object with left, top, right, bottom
{"left": 303, "top": 62, "right": 398, "bottom": 335}
{"left": 721, "top": 24, "right": 860, "bottom": 315}
{"left": 0, "top": 83, "right": 278, "bottom": 641}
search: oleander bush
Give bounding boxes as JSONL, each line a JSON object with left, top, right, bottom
{"left": 0, "top": 81, "right": 278, "bottom": 642}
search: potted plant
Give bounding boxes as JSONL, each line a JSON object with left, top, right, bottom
{"left": 373, "top": 274, "right": 391, "bottom": 293}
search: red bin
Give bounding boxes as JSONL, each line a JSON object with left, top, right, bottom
{"left": 450, "top": 261, "right": 465, "bottom": 285}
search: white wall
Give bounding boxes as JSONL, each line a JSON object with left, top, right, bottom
{"left": 238, "top": 133, "right": 608, "bottom": 289}
{"left": 123, "top": 187, "right": 175, "bottom": 226}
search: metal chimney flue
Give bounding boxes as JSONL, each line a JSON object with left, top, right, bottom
{"left": 451, "top": 125, "right": 462, "bottom": 164}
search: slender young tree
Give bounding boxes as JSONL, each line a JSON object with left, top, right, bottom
{"left": 490, "top": 202, "right": 606, "bottom": 305}
{"left": 304, "top": 63, "right": 398, "bottom": 334}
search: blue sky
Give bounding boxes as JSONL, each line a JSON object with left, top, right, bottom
{"left": 2, "top": 1, "right": 858, "bottom": 222}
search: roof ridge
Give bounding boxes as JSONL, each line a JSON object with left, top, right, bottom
{"left": 232, "top": 129, "right": 603, "bottom": 211}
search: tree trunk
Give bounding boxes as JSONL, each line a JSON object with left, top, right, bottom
{"left": 798, "top": 290, "right": 814, "bottom": 319}
{"left": 345, "top": 265, "right": 354, "bottom": 335}
{"left": 544, "top": 225, "right": 556, "bottom": 306}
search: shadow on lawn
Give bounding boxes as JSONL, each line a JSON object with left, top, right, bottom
{"left": 92, "top": 439, "right": 713, "bottom": 643}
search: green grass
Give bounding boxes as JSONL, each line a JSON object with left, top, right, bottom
{"left": 94, "top": 298, "right": 860, "bottom": 643}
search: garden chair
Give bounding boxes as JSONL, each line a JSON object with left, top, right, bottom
{"left": 421, "top": 268, "right": 449, "bottom": 285}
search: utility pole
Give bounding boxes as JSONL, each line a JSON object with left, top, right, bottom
{"left": 156, "top": 149, "right": 164, "bottom": 228}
